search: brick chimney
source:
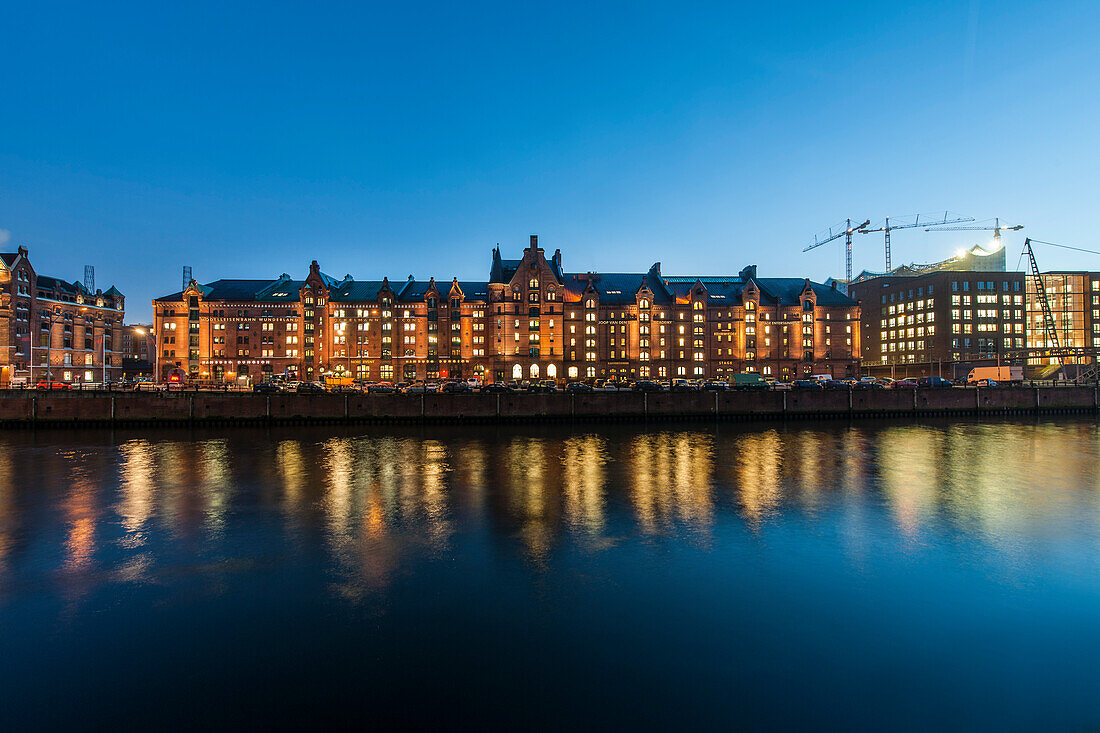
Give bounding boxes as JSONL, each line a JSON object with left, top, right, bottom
{"left": 529, "top": 234, "right": 538, "bottom": 249}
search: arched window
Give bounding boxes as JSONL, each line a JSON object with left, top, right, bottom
{"left": 693, "top": 301, "right": 703, "bottom": 310}
{"left": 546, "top": 363, "right": 557, "bottom": 378}
{"left": 529, "top": 278, "right": 539, "bottom": 289}
{"left": 586, "top": 299, "right": 595, "bottom": 309}
{"left": 745, "top": 300, "right": 755, "bottom": 311}
{"left": 639, "top": 299, "right": 650, "bottom": 309}
{"left": 530, "top": 363, "right": 540, "bottom": 379}
{"left": 512, "top": 363, "right": 522, "bottom": 379}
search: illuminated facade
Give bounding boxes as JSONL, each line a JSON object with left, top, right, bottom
{"left": 0, "top": 246, "right": 126, "bottom": 387}
{"left": 1024, "top": 272, "right": 1100, "bottom": 366}
{"left": 152, "top": 236, "right": 861, "bottom": 383}
{"left": 849, "top": 270, "right": 1027, "bottom": 370}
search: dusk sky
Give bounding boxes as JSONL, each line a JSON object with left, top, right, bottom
{"left": 3, "top": 1, "right": 1099, "bottom": 320}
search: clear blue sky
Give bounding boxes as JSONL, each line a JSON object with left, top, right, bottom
{"left": 3, "top": 0, "right": 1099, "bottom": 320}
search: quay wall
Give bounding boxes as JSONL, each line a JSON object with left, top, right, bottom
{"left": 0, "top": 387, "right": 1097, "bottom": 427}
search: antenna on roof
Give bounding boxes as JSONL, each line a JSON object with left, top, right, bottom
{"left": 83, "top": 265, "right": 94, "bottom": 293}
{"left": 182, "top": 265, "right": 192, "bottom": 290}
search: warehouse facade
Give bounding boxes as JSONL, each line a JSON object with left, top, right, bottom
{"left": 153, "top": 236, "right": 862, "bottom": 383}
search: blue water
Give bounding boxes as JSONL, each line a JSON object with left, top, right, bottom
{"left": 1, "top": 420, "right": 1099, "bottom": 730}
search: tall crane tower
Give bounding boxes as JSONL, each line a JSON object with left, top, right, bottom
{"left": 803, "top": 218, "right": 870, "bottom": 284}
{"left": 924, "top": 217, "right": 1024, "bottom": 247}
{"left": 1022, "top": 238, "right": 1065, "bottom": 370}
{"left": 859, "top": 212, "right": 975, "bottom": 271}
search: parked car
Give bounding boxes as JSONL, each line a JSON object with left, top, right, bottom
{"left": 252, "top": 382, "right": 281, "bottom": 394}
{"left": 670, "top": 378, "right": 697, "bottom": 392}
{"left": 917, "top": 377, "right": 954, "bottom": 389}
{"left": 331, "top": 384, "right": 362, "bottom": 393}
{"left": 367, "top": 383, "right": 395, "bottom": 394}
{"left": 974, "top": 378, "right": 998, "bottom": 387}
{"left": 791, "top": 380, "right": 823, "bottom": 390}
{"left": 702, "top": 380, "right": 730, "bottom": 391}
{"left": 893, "top": 379, "right": 918, "bottom": 388}
{"left": 633, "top": 380, "right": 665, "bottom": 392}
{"left": 440, "top": 381, "right": 470, "bottom": 393}
{"left": 482, "top": 382, "right": 514, "bottom": 393}
{"left": 565, "top": 381, "right": 593, "bottom": 393}
{"left": 529, "top": 380, "right": 558, "bottom": 393}
{"left": 768, "top": 380, "right": 792, "bottom": 391}
{"left": 823, "top": 379, "right": 850, "bottom": 390}
{"left": 35, "top": 380, "right": 71, "bottom": 390}
{"left": 296, "top": 382, "right": 327, "bottom": 394}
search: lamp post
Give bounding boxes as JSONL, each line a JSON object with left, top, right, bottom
{"left": 133, "top": 327, "right": 146, "bottom": 383}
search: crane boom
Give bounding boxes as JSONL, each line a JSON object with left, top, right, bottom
{"left": 928, "top": 225, "right": 1024, "bottom": 232}
{"left": 802, "top": 218, "right": 869, "bottom": 283}
{"left": 860, "top": 212, "right": 975, "bottom": 270}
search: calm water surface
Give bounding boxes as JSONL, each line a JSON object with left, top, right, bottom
{"left": 2, "top": 420, "right": 1099, "bottom": 730}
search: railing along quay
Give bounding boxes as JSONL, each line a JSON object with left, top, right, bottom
{"left": 0, "top": 385, "right": 1098, "bottom": 427}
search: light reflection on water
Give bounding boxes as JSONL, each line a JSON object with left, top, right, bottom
{"left": 2, "top": 419, "right": 1100, "bottom": 729}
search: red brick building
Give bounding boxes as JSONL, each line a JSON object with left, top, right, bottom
{"left": 0, "top": 246, "right": 126, "bottom": 387}
{"left": 153, "top": 236, "right": 861, "bottom": 383}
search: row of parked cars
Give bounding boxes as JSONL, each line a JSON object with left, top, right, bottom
{"left": 249, "top": 374, "right": 851, "bottom": 395}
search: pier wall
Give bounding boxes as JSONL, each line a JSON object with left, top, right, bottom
{"left": 0, "top": 386, "right": 1097, "bottom": 427}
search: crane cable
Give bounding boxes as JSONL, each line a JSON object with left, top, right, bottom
{"left": 1015, "top": 239, "right": 1100, "bottom": 270}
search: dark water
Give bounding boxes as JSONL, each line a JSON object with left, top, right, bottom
{"left": 2, "top": 420, "right": 1099, "bottom": 730}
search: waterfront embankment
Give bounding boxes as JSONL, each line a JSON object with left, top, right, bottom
{"left": 1, "top": 386, "right": 1098, "bottom": 426}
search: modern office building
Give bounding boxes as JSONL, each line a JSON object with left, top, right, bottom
{"left": 848, "top": 269, "right": 1027, "bottom": 378}
{"left": 1024, "top": 272, "right": 1100, "bottom": 369}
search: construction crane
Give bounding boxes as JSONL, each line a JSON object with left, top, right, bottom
{"left": 803, "top": 218, "right": 870, "bottom": 284}
{"left": 1023, "top": 238, "right": 1065, "bottom": 371}
{"left": 859, "top": 212, "right": 975, "bottom": 271}
{"left": 924, "top": 216, "right": 1023, "bottom": 247}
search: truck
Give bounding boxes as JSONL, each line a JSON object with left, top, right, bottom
{"left": 966, "top": 366, "right": 1023, "bottom": 385}
{"left": 731, "top": 372, "right": 768, "bottom": 390}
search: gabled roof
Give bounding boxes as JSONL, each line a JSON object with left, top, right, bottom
{"left": 457, "top": 281, "right": 490, "bottom": 299}
{"left": 562, "top": 270, "right": 672, "bottom": 305}
{"left": 329, "top": 280, "right": 386, "bottom": 302}
{"left": 490, "top": 246, "right": 522, "bottom": 283}
{"left": 36, "top": 275, "right": 80, "bottom": 294}
{"left": 0, "top": 253, "right": 20, "bottom": 267}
